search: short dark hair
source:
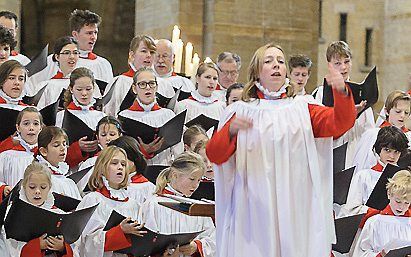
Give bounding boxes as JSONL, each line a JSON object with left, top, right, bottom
{"left": 96, "top": 116, "right": 123, "bottom": 135}
{"left": 52, "top": 36, "right": 78, "bottom": 62}
{"left": 38, "top": 126, "right": 68, "bottom": 151}
{"left": 108, "top": 136, "right": 147, "bottom": 175}
{"left": 226, "top": 82, "right": 244, "bottom": 102}
{"left": 0, "top": 26, "right": 16, "bottom": 50}
{"left": 288, "top": 54, "right": 312, "bottom": 73}
{"left": 373, "top": 126, "right": 409, "bottom": 155}
{"left": 0, "top": 11, "right": 18, "bottom": 27}
{"left": 69, "top": 9, "right": 101, "bottom": 32}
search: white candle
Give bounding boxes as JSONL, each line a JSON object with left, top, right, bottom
{"left": 174, "top": 39, "right": 184, "bottom": 73}
{"left": 185, "top": 42, "right": 193, "bottom": 75}
{"left": 191, "top": 53, "right": 200, "bottom": 77}
{"left": 171, "top": 25, "right": 180, "bottom": 48}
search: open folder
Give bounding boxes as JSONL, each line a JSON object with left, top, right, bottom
{"left": 366, "top": 163, "right": 402, "bottom": 210}
{"left": 190, "top": 181, "right": 215, "bottom": 201}
{"left": 332, "top": 213, "right": 364, "bottom": 253}
{"left": 52, "top": 192, "right": 81, "bottom": 212}
{"left": 119, "top": 110, "right": 186, "bottom": 154}
{"left": 185, "top": 114, "right": 219, "bottom": 132}
{"left": 26, "top": 44, "right": 48, "bottom": 77}
{"left": 104, "top": 210, "right": 202, "bottom": 256}
{"left": 322, "top": 66, "right": 378, "bottom": 118}
{"left": 333, "top": 142, "right": 348, "bottom": 174}
{"left": 4, "top": 198, "right": 97, "bottom": 244}
{"left": 61, "top": 110, "right": 95, "bottom": 144}
{"left": 334, "top": 166, "right": 355, "bottom": 205}
{"left": 158, "top": 194, "right": 215, "bottom": 217}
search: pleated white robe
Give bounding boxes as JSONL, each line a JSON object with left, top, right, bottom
{"left": 213, "top": 98, "right": 335, "bottom": 257}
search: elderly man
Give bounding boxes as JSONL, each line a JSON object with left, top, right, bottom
{"left": 154, "top": 39, "right": 195, "bottom": 93}
{"left": 215, "top": 52, "right": 241, "bottom": 101}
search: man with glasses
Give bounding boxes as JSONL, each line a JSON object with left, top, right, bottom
{"left": 153, "top": 39, "right": 195, "bottom": 93}
{"left": 215, "top": 51, "right": 241, "bottom": 101}
{"left": 0, "top": 11, "right": 30, "bottom": 65}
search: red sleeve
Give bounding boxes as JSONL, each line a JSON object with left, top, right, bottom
{"left": 104, "top": 224, "right": 132, "bottom": 252}
{"left": 0, "top": 136, "right": 14, "bottom": 153}
{"left": 66, "top": 141, "right": 89, "bottom": 168}
{"left": 139, "top": 145, "right": 155, "bottom": 159}
{"left": 375, "top": 253, "right": 383, "bottom": 257}
{"left": 359, "top": 207, "right": 379, "bottom": 229}
{"left": 308, "top": 86, "right": 356, "bottom": 139}
{"left": 206, "top": 115, "right": 237, "bottom": 165}
{"left": 0, "top": 184, "right": 7, "bottom": 203}
{"left": 21, "top": 237, "right": 44, "bottom": 257}
{"left": 192, "top": 240, "right": 203, "bottom": 257}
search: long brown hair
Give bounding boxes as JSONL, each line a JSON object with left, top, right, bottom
{"left": 242, "top": 43, "right": 294, "bottom": 102}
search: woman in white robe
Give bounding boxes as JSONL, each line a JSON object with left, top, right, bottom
{"left": 117, "top": 67, "right": 183, "bottom": 166}
{"left": 139, "top": 152, "right": 216, "bottom": 257}
{"left": 206, "top": 43, "right": 357, "bottom": 257}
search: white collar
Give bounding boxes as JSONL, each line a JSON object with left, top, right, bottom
{"left": 102, "top": 176, "right": 129, "bottom": 200}
{"left": 13, "top": 134, "right": 37, "bottom": 152}
{"left": 79, "top": 49, "right": 91, "bottom": 58}
{"left": 165, "top": 184, "right": 185, "bottom": 197}
{"left": 36, "top": 155, "right": 69, "bottom": 176}
{"left": 153, "top": 68, "right": 173, "bottom": 78}
{"left": 136, "top": 98, "right": 156, "bottom": 112}
{"left": 191, "top": 90, "right": 219, "bottom": 104}
{"left": 72, "top": 96, "right": 96, "bottom": 111}
{"left": 19, "top": 185, "right": 55, "bottom": 210}
{"left": 0, "top": 89, "right": 24, "bottom": 104}
{"left": 255, "top": 79, "right": 289, "bottom": 100}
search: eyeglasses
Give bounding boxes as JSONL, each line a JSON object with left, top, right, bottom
{"left": 59, "top": 50, "right": 80, "bottom": 56}
{"left": 136, "top": 80, "right": 158, "bottom": 89}
{"left": 219, "top": 69, "right": 238, "bottom": 77}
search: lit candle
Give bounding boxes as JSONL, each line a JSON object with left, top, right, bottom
{"left": 185, "top": 42, "right": 193, "bottom": 75}
{"left": 171, "top": 25, "right": 180, "bottom": 48}
{"left": 204, "top": 57, "right": 213, "bottom": 63}
{"left": 174, "top": 39, "right": 184, "bottom": 73}
{"left": 191, "top": 53, "right": 200, "bottom": 77}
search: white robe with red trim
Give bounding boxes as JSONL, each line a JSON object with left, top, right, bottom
{"left": 213, "top": 97, "right": 335, "bottom": 257}
{"left": 118, "top": 108, "right": 184, "bottom": 166}
{"left": 76, "top": 55, "right": 113, "bottom": 84}
{"left": 0, "top": 149, "right": 34, "bottom": 188}
{"left": 74, "top": 190, "right": 141, "bottom": 257}
{"left": 338, "top": 168, "right": 382, "bottom": 218}
{"left": 139, "top": 195, "right": 216, "bottom": 257}
{"left": 103, "top": 75, "right": 175, "bottom": 117}
{"left": 353, "top": 214, "right": 411, "bottom": 257}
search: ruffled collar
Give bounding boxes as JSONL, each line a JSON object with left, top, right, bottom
{"left": 163, "top": 184, "right": 185, "bottom": 197}
{"left": 0, "top": 89, "right": 24, "bottom": 105}
{"left": 190, "top": 90, "right": 219, "bottom": 104}
{"left": 255, "top": 79, "right": 289, "bottom": 100}
{"left": 19, "top": 185, "right": 55, "bottom": 210}
{"left": 98, "top": 176, "right": 129, "bottom": 201}
{"left": 129, "top": 98, "right": 160, "bottom": 112}
{"left": 67, "top": 97, "right": 96, "bottom": 111}
{"left": 13, "top": 134, "right": 37, "bottom": 153}
{"left": 36, "top": 155, "right": 69, "bottom": 176}
{"left": 128, "top": 172, "right": 149, "bottom": 184}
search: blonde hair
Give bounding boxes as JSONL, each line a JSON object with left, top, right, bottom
{"left": 195, "top": 62, "right": 219, "bottom": 89}
{"left": 387, "top": 170, "right": 411, "bottom": 202}
{"left": 385, "top": 90, "right": 411, "bottom": 119}
{"left": 242, "top": 43, "right": 294, "bottom": 102}
{"left": 128, "top": 35, "right": 156, "bottom": 63}
{"left": 88, "top": 146, "right": 129, "bottom": 191}
{"left": 155, "top": 152, "right": 206, "bottom": 194}
{"left": 22, "top": 162, "right": 52, "bottom": 189}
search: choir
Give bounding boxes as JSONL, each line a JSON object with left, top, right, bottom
{"left": 0, "top": 8, "right": 409, "bottom": 257}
